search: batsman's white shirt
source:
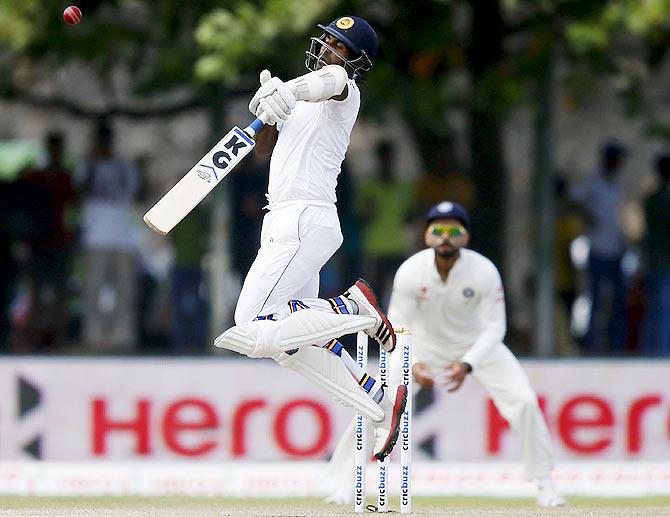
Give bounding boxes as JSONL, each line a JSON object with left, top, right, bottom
{"left": 235, "top": 79, "right": 360, "bottom": 323}
{"left": 267, "top": 79, "right": 360, "bottom": 205}
{"left": 389, "top": 247, "right": 506, "bottom": 369}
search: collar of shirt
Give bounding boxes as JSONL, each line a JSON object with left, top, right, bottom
{"left": 430, "top": 250, "right": 465, "bottom": 286}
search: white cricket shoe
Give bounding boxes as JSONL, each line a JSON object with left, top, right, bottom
{"left": 371, "top": 383, "right": 408, "bottom": 461}
{"left": 344, "top": 279, "right": 396, "bottom": 352}
{"left": 536, "top": 477, "right": 567, "bottom": 507}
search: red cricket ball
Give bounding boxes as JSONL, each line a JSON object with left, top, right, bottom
{"left": 63, "top": 5, "right": 82, "bottom": 25}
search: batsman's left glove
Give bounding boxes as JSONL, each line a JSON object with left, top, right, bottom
{"left": 249, "top": 69, "right": 296, "bottom": 124}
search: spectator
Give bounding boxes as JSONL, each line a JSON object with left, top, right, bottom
{"left": 0, "top": 175, "right": 55, "bottom": 352}
{"left": 355, "top": 141, "right": 412, "bottom": 307}
{"left": 22, "top": 132, "right": 76, "bottom": 351}
{"left": 170, "top": 205, "right": 210, "bottom": 353}
{"left": 0, "top": 181, "right": 18, "bottom": 351}
{"left": 75, "top": 121, "right": 141, "bottom": 353}
{"left": 639, "top": 155, "right": 670, "bottom": 356}
{"left": 413, "top": 144, "right": 474, "bottom": 216}
{"left": 570, "top": 141, "right": 629, "bottom": 355}
{"left": 553, "top": 177, "right": 582, "bottom": 356}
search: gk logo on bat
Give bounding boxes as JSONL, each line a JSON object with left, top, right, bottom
{"left": 198, "top": 129, "right": 254, "bottom": 185}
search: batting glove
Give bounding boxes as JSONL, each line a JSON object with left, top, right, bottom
{"left": 249, "top": 70, "right": 296, "bottom": 125}
{"left": 248, "top": 69, "right": 273, "bottom": 116}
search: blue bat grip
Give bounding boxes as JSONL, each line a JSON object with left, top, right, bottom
{"left": 249, "top": 118, "right": 265, "bottom": 134}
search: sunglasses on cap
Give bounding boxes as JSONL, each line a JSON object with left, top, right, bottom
{"left": 427, "top": 223, "right": 467, "bottom": 238}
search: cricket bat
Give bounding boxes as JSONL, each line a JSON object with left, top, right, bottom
{"left": 143, "top": 115, "right": 268, "bottom": 235}
{"left": 144, "top": 65, "right": 348, "bottom": 235}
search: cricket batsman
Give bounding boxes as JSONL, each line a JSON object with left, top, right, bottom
{"left": 214, "top": 16, "right": 408, "bottom": 462}
{"left": 326, "top": 201, "right": 566, "bottom": 507}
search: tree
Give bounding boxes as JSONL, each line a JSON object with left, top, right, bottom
{"left": 3, "top": 0, "right": 669, "bottom": 352}
{"left": 196, "top": 0, "right": 669, "bottom": 258}
{"left": 0, "top": 0, "right": 224, "bottom": 118}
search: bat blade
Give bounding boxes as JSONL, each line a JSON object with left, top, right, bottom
{"left": 143, "top": 126, "right": 256, "bottom": 235}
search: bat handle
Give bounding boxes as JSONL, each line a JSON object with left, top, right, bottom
{"left": 258, "top": 111, "right": 271, "bottom": 125}
{"left": 245, "top": 112, "right": 270, "bottom": 137}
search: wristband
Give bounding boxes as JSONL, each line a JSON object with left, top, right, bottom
{"left": 463, "top": 362, "right": 473, "bottom": 373}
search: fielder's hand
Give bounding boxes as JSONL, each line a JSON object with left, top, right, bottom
{"left": 412, "top": 361, "right": 434, "bottom": 388}
{"left": 444, "top": 361, "right": 472, "bottom": 392}
{"left": 248, "top": 69, "right": 296, "bottom": 125}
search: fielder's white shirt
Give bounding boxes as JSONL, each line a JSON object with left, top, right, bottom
{"left": 267, "top": 79, "right": 360, "bottom": 205}
{"left": 388, "top": 248, "right": 506, "bottom": 369}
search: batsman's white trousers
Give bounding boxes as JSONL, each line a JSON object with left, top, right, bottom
{"left": 327, "top": 342, "right": 554, "bottom": 491}
{"left": 235, "top": 202, "right": 343, "bottom": 323}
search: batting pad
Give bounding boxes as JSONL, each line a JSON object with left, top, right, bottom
{"left": 213, "top": 320, "right": 280, "bottom": 359}
{"left": 277, "top": 345, "right": 384, "bottom": 422}
{"left": 277, "top": 309, "right": 376, "bottom": 350}
{"left": 214, "top": 310, "right": 376, "bottom": 360}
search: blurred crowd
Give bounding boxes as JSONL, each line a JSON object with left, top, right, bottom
{"left": 0, "top": 126, "right": 668, "bottom": 357}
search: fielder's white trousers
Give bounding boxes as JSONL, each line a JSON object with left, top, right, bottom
{"left": 235, "top": 203, "right": 343, "bottom": 323}
{"left": 327, "top": 342, "right": 554, "bottom": 491}
{"left": 456, "top": 343, "right": 554, "bottom": 481}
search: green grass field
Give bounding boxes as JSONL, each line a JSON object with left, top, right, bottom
{"left": 0, "top": 496, "right": 669, "bottom": 516}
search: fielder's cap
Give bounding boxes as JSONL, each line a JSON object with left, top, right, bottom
{"left": 426, "top": 201, "right": 470, "bottom": 229}
{"left": 602, "top": 139, "right": 627, "bottom": 161}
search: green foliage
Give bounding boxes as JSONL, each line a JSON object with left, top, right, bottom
{"left": 0, "top": 0, "right": 669, "bottom": 142}
{"left": 0, "top": 0, "right": 43, "bottom": 51}
{"left": 0, "top": 1, "right": 224, "bottom": 99}
{"left": 195, "top": 0, "right": 337, "bottom": 84}
{"left": 558, "top": 0, "right": 670, "bottom": 141}
{"left": 565, "top": 0, "right": 670, "bottom": 53}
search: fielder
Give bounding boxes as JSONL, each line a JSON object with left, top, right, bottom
{"left": 326, "top": 201, "right": 566, "bottom": 507}
{"left": 214, "top": 16, "right": 407, "bottom": 461}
